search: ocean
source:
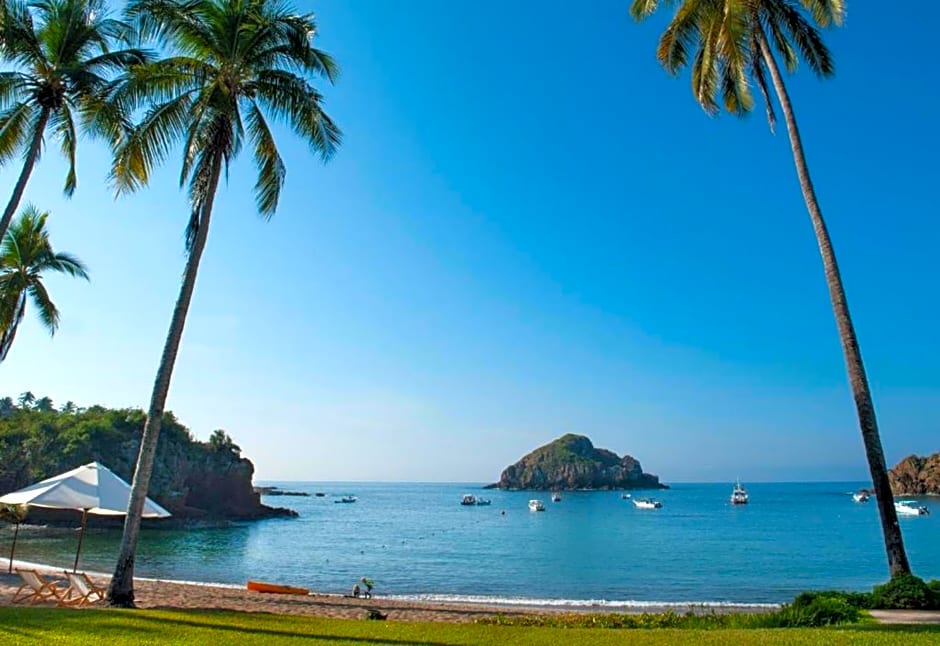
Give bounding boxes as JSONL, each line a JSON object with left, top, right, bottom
{"left": 5, "top": 482, "right": 939, "bottom": 607}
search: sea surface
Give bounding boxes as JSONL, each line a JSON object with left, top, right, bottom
{"left": 5, "top": 482, "right": 939, "bottom": 607}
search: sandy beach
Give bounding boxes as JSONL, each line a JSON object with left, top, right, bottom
{"left": 0, "top": 561, "right": 773, "bottom": 623}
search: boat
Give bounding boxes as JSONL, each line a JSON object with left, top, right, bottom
{"left": 315, "top": 492, "right": 326, "bottom": 497}
{"left": 528, "top": 499, "right": 545, "bottom": 512}
{"left": 551, "top": 492, "right": 561, "bottom": 502}
{"left": 730, "top": 481, "right": 749, "bottom": 505}
{"left": 894, "top": 500, "right": 930, "bottom": 516}
{"left": 852, "top": 489, "right": 871, "bottom": 503}
{"left": 460, "top": 494, "right": 477, "bottom": 506}
{"left": 334, "top": 495, "right": 357, "bottom": 504}
{"left": 475, "top": 498, "right": 491, "bottom": 506}
{"left": 632, "top": 498, "right": 662, "bottom": 509}
{"left": 621, "top": 493, "right": 632, "bottom": 499}
{"left": 247, "top": 581, "right": 309, "bottom": 595}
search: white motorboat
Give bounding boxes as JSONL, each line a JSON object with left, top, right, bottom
{"left": 895, "top": 500, "right": 930, "bottom": 516}
{"left": 551, "top": 492, "right": 561, "bottom": 502}
{"left": 460, "top": 494, "right": 477, "bottom": 506}
{"left": 621, "top": 493, "right": 632, "bottom": 499}
{"left": 528, "top": 499, "right": 545, "bottom": 512}
{"left": 632, "top": 498, "right": 662, "bottom": 509}
{"left": 730, "top": 481, "right": 749, "bottom": 505}
{"left": 852, "top": 489, "right": 871, "bottom": 503}
{"left": 334, "top": 495, "right": 357, "bottom": 504}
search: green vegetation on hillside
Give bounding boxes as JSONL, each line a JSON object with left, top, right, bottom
{"left": 0, "top": 395, "right": 271, "bottom": 520}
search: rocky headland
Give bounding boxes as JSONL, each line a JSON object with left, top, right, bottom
{"left": 487, "top": 434, "right": 666, "bottom": 491}
{"left": 0, "top": 398, "right": 296, "bottom": 524}
{"left": 889, "top": 453, "right": 940, "bottom": 495}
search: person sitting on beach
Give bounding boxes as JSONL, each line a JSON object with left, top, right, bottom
{"left": 360, "top": 577, "right": 374, "bottom": 598}
{"left": 351, "top": 583, "right": 361, "bottom": 598}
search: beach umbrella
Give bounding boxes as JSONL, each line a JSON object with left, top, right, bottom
{"left": 0, "top": 462, "right": 171, "bottom": 572}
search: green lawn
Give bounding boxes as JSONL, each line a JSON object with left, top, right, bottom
{"left": 1, "top": 607, "right": 938, "bottom": 645}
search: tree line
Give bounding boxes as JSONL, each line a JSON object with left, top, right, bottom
{"left": 0, "top": 0, "right": 915, "bottom": 607}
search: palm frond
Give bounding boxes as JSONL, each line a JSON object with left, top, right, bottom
{"left": 245, "top": 101, "right": 284, "bottom": 217}
{"left": 27, "top": 280, "right": 59, "bottom": 334}
{"left": 253, "top": 70, "right": 341, "bottom": 161}
{"left": 0, "top": 102, "right": 38, "bottom": 166}
{"left": 50, "top": 104, "right": 78, "bottom": 195}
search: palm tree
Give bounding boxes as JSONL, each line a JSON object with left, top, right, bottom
{"left": 629, "top": 0, "right": 910, "bottom": 577}
{"left": 105, "top": 0, "right": 341, "bottom": 607}
{"left": 0, "top": 206, "right": 89, "bottom": 362}
{"left": 0, "top": 0, "right": 148, "bottom": 242}
{"left": 16, "top": 391, "right": 34, "bottom": 408}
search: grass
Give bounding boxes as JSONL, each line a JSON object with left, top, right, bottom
{"left": 1, "top": 607, "right": 939, "bottom": 645}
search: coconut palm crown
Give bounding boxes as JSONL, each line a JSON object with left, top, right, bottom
{"left": 629, "top": 0, "right": 912, "bottom": 579}
{"left": 0, "top": 0, "right": 148, "bottom": 242}
{"left": 106, "top": 0, "right": 340, "bottom": 607}
{"left": 629, "top": 0, "right": 843, "bottom": 129}
{"left": 111, "top": 0, "right": 341, "bottom": 236}
{"left": 0, "top": 205, "right": 89, "bottom": 363}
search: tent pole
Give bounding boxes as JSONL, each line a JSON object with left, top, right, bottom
{"left": 7, "top": 521, "right": 19, "bottom": 574}
{"left": 73, "top": 509, "right": 88, "bottom": 573}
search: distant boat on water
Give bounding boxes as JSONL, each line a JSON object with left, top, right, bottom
{"left": 895, "top": 500, "right": 930, "bottom": 516}
{"left": 730, "top": 482, "right": 749, "bottom": 505}
{"left": 334, "top": 495, "right": 357, "bottom": 504}
{"left": 528, "top": 499, "right": 545, "bottom": 512}
{"left": 621, "top": 493, "right": 631, "bottom": 499}
{"left": 461, "top": 494, "right": 477, "bottom": 506}
{"left": 551, "top": 492, "right": 561, "bottom": 502}
{"left": 633, "top": 498, "right": 662, "bottom": 510}
{"left": 852, "top": 489, "right": 871, "bottom": 503}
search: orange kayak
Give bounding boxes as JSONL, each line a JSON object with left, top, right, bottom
{"left": 246, "top": 581, "right": 310, "bottom": 595}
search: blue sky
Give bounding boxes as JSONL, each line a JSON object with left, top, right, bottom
{"left": 1, "top": 1, "right": 937, "bottom": 483}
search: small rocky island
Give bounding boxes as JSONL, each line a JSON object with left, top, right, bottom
{"left": 487, "top": 434, "right": 667, "bottom": 491}
{"left": 890, "top": 453, "right": 940, "bottom": 495}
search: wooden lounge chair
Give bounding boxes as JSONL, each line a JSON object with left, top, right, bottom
{"left": 12, "top": 569, "right": 65, "bottom": 604}
{"left": 59, "top": 571, "right": 106, "bottom": 607}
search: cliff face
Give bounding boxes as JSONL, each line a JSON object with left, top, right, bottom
{"left": 492, "top": 434, "right": 666, "bottom": 490}
{"left": 890, "top": 453, "right": 940, "bottom": 495}
{"left": 0, "top": 402, "right": 295, "bottom": 522}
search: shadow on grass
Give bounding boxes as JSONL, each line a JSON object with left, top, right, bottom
{"left": 120, "top": 610, "right": 460, "bottom": 646}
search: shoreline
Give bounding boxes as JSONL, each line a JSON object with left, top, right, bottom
{"left": 1, "top": 559, "right": 779, "bottom": 621}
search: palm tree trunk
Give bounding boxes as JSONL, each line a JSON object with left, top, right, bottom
{"left": 0, "top": 108, "right": 50, "bottom": 243}
{"left": 757, "top": 32, "right": 911, "bottom": 578}
{"left": 107, "top": 153, "right": 224, "bottom": 607}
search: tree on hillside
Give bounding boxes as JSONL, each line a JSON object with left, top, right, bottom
{"left": 628, "top": 0, "right": 910, "bottom": 577}
{"left": 0, "top": 397, "right": 14, "bottom": 417}
{"left": 0, "top": 0, "right": 148, "bottom": 242}
{"left": 105, "top": 0, "right": 340, "bottom": 607}
{"left": 16, "top": 391, "right": 34, "bottom": 408}
{"left": 33, "top": 395, "right": 53, "bottom": 412}
{"left": 0, "top": 206, "right": 89, "bottom": 363}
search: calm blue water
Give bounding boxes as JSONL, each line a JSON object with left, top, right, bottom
{"left": 5, "top": 482, "right": 939, "bottom": 606}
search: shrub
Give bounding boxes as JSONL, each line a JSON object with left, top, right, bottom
{"left": 768, "top": 597, "right": 860, "bottom": 627}
{"left": 792, "top": 590, "right": 873, "bottom": 610}
{"left": 928, "top": 580, "right": 940, "bottom": 598}
{"left": 871, "top": 574, "right": 939, "bottom": 610}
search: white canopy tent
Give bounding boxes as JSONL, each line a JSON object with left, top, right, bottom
{"left": 0, "top": 461, "right": 170, "bottom": 571}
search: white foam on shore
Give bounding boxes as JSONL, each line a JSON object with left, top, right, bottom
{"left": 385, "top": 593, "right": 780, "bottom": 610}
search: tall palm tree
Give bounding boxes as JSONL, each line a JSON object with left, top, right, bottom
{"left": 0, "top": 0, "right": 148, "bottom": 242}
{"left": 16, "top": 390, "right": 34, "bottom": 408}
{"left": 105, "top": 0, "right": 340, "bottom": 607}
{"left": 629, "top": 0, "right": 910, "bottom": 577}
{"left": 0, "top": 205, "right": 89, "bottom": 362}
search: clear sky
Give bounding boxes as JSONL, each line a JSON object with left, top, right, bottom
{"left": 0, "top": 1, "right": 937, "bottom": 483}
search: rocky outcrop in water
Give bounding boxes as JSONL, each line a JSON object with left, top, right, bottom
{"left": 890, "top": 453, "right": 940, "bottom": 495}
{"left": 489, "top": 434, "right": 666, "bottom": 491}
